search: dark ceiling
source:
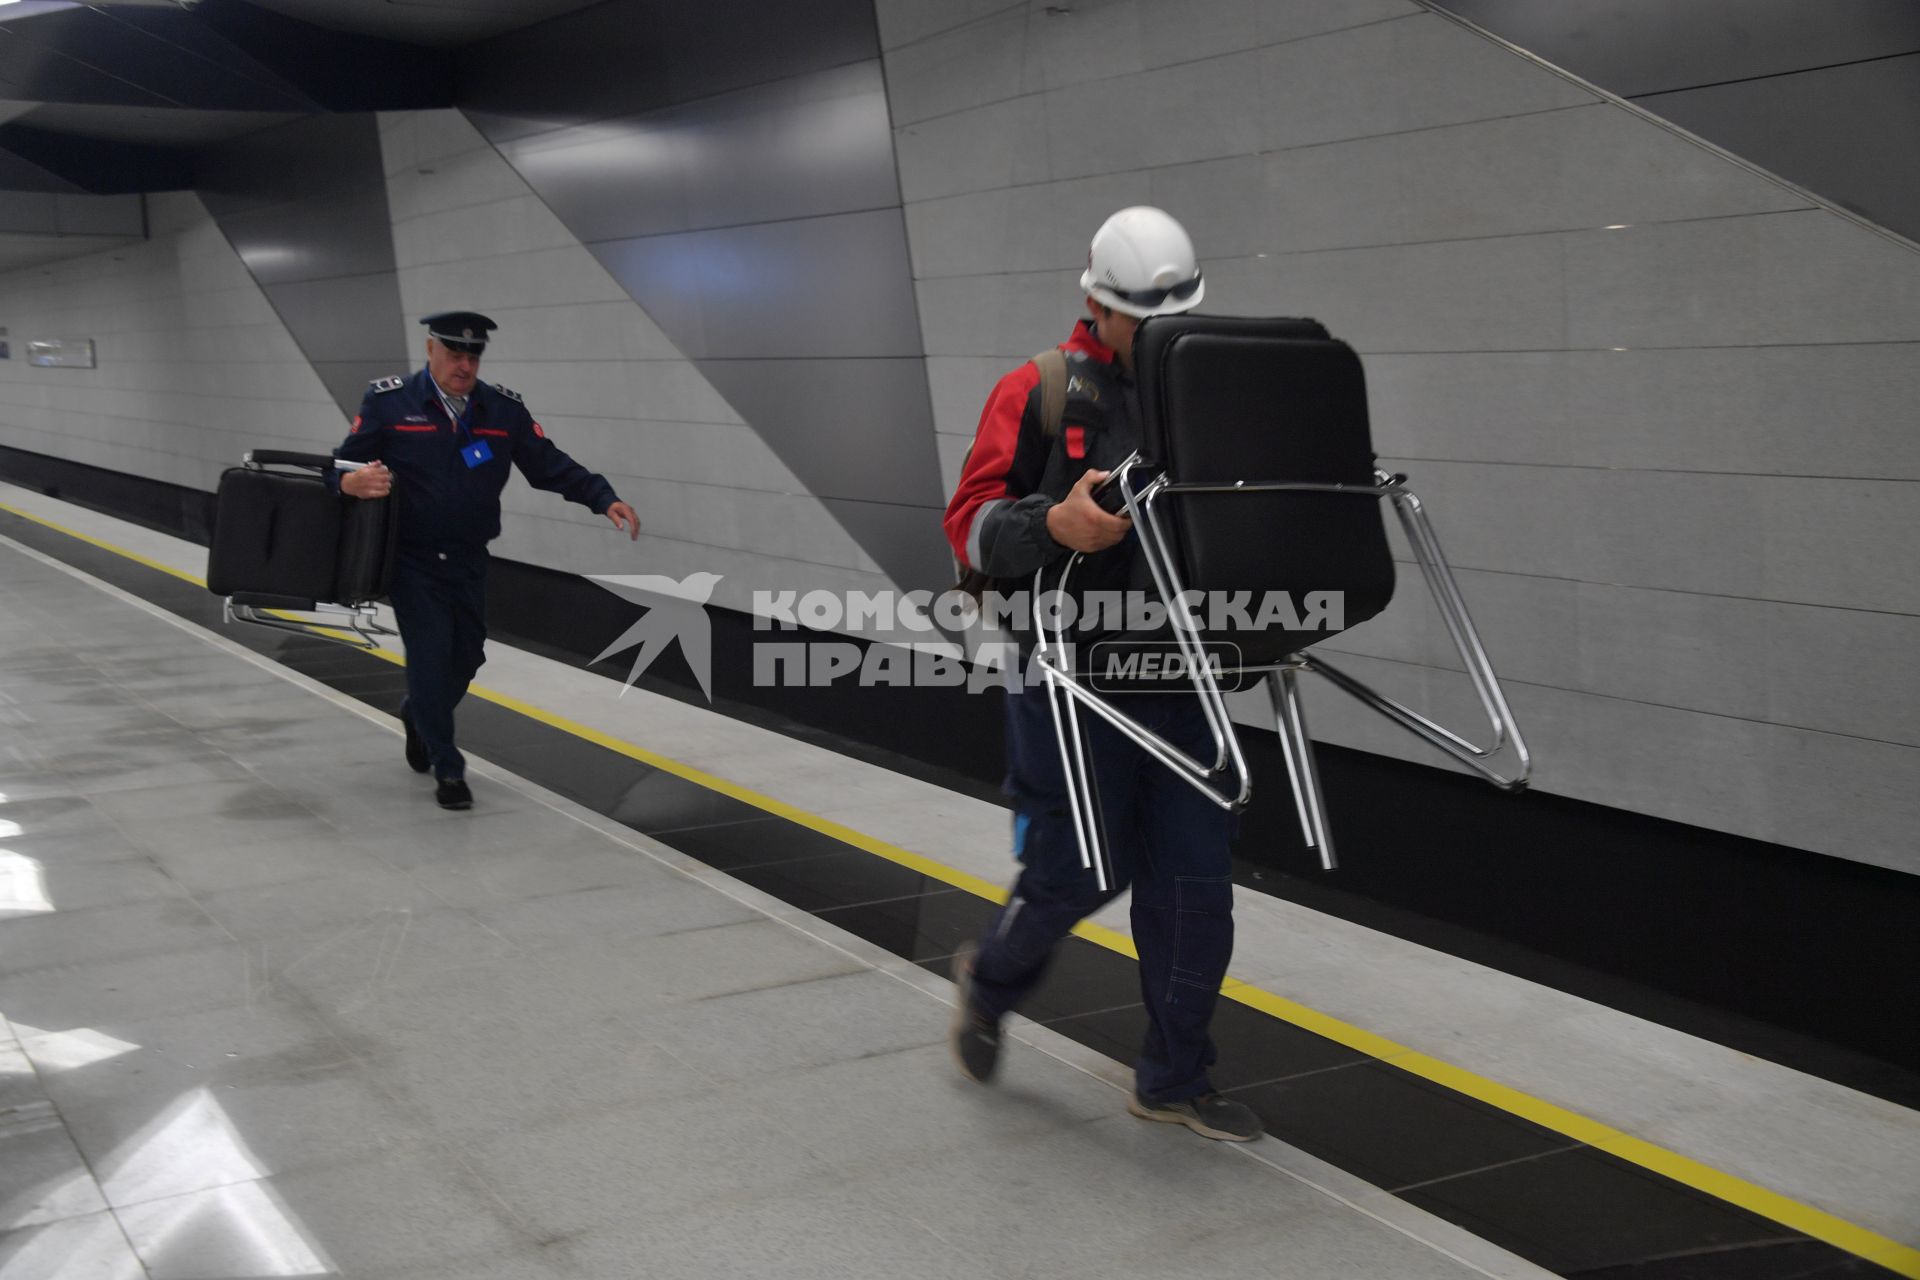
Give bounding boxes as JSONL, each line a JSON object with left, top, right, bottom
{"left": 0, "top": 0, "right": 605, "bottom": 197}
{"left": 242, "top": 0, "right": 608, "bottom": 46}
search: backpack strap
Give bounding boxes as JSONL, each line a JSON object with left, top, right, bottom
{"left": 948, "top": 346, "right": 1070, "bottom": 596}
{"left": 951, "top": 346, "right": 1070, "bottom": 496}
{"left": 1032, "top": 346, "right": 1067, "bottom": 437}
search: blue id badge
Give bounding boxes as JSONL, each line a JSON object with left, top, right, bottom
{"left": 461, "top": 439, "right": 493, "bottom": 468}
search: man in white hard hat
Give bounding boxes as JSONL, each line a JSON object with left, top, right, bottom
{"left": 941, "top": 207, "right": 1262, "bottom": 1142}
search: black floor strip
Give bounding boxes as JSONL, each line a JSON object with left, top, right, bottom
{"left": 0, "top": 508, "right": 1903, "bottom": 1280}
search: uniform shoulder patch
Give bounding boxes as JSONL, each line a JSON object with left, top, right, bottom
{"left": 491, "top": 384, "right": 524, "bottom": 404}
{"left": 369, "top": 375, "right": 405, "bottom": 393}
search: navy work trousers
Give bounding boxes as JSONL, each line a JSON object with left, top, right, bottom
{"left": 387, "top": 547, "right": 488, "bottom": 781}
{"left": 967, "top": 685, "right": 1237, "bottom": 1102}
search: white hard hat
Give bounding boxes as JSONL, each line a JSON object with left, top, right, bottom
{"left": 1079, "top": 206, "right": 1205, "bottom": 318}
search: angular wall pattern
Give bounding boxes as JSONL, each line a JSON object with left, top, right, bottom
{"left": 1433, "top": 0, "right": 1920, "bottom": 245}
{"left": 0, "top": 191, "right": 357, "bottom": 489}
{"left": 196, "top": 113, "right": 411, "bottom": 415}
{"left": 457, "top": 0, "right": 952, "bottom": 595}
{"left": 377, "top": 108, "right": 899, "bottom": 614}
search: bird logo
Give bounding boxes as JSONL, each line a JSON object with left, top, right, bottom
{"left": 587, "top": 573, "right": 723, "bottom": 701}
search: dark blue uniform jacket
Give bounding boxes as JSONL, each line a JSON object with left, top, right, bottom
{"left": 330, "top": 367, "right": 618, "bottom": 554}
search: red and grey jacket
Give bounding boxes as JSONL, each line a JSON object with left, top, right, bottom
{"left": 943, "top": 319, "right": 1140, "bottom": 586}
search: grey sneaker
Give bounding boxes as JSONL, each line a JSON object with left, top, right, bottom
{"left": 1127, "top": 1091, "right": 1263, "bottom": 1142}
{"left": 948, "top": 941, "right": 1001, "bottom": 1083}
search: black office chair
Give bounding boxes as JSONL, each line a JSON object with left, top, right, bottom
{"left": 1032, "top": 315, "right": 1529, "bottom": 885}
{"left": 206, "top": 451, "right": 399, "bottom": 649}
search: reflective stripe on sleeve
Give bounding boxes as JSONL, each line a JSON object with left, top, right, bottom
{"left": 966, "top": 497, "right": 1008, "bottom": 571}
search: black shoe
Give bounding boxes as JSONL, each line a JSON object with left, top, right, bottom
{"left": 401, "top": 705, "right": 429, "bottom": 774}
{"left": 435, "top": 777, "right": 472, "bottom": 810}
{"left": 949, "top": 941, "right": 1001, "bottom": 1083}
{"left": 1127, "top": 1091, "right": 1263, "bottom": 1142}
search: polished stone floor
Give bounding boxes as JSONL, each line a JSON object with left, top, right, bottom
{"left": 0, "top": 538, "right": 1546, "bottom": 1278}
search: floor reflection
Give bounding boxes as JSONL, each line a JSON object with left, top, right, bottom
{"left": 0, "top": 851, "right": 50, "bottom": 917}
{"left": 116, "top": 1178, "right": 334, "bottom": 1278}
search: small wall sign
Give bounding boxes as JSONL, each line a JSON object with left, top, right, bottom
{"left": 27, "top": 339, "right": 95, "bottom": 368}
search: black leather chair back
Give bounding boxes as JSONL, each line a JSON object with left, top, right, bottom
{"left": 208, "top": 464, "right": 397, "bottom": 608}
{"left": 1131, "top": 314, "right": 1396, "bottom": 667}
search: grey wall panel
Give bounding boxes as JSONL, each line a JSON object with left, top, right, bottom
{"left": 204, "top": 190, "right": 399, "bottom": 286}
{"left": 52, "top": 193, "right": 144, "bottom": 237}
{"left": 1, "top": 193, "right": 68, "bottom": 237}
{"left": 198, "top": 114, "right": 409, "bottom": 415}
{"left": 459, "top": 0, "right": 948, "bottom": 592}
{"left": 892, "top": 93, "right": 1053, "bottom": 204}
{"left": 908, "top": 102, "right": 1807, "bottom": 279}
{"left": 817, "top": 497, "right": 957, "bottom": 593}
{"left": 0, "top": 191, "right": 140, "bottom": 235}
{"left": 0, "top": 149, "right": 76, "bottom": 193}
{"left": 258, "top": 274, "right": 411, "bottom": 365}
{"left": 1319, "top": 570, "right": 1920, "bottom": 748}
{"left": 878, "top": 0, "right": 1023, "bottom": 52}
{"left": 310, "top": 359, "right": 407, "bottom": 417}
{"left": 1434, "top": 0, "right": 1920, "bottom": 99}
{"left": 591, "top": 209, "right": 925, "bottom": 361}
{"left": 1640, "top": 56, "right": 1920, "bottom": 236}
{"left": 1288, "top": 649, "right": 1920, "bottom": 872}
{"left": 1428, "top": 1, "right": 1920, "bottom": 244}
{"left": 882, "top": 6, "right": 1029, "bottom": 127}
{"left": 1379, "top": 462, "right": 1920, "bottom": 615}
{"left": 196, "top": 115, "right": 383, "bottom": 215}
{"left": 496, "top": 62, "right": 898, "bottom": 245}
{"left": 0, "top": 191, "right": 371, "bottom": 495}
{"left": 648, "top": 0, "right": 880, "bottom": 108}
{"left": 1561, "top": 212, "right": 1920, "bottom": 349}
{"left": 693, "top": 358, "right": 943, "bottom": 507}
{"left": 494, "top": 124, "right": 693, "bottom": 246}
{"left": 1367, "top": 345, "right": 1920, "bottom": 480}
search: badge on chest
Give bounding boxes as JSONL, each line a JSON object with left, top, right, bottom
{"left": 461, "top": 439, "right": 493, "bottom": 468}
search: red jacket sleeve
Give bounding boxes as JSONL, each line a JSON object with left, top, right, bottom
{"left": 944, "top": 362, "right": 1041, "bottom": 568}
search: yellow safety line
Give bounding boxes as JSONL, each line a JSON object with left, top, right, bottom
{"left": 0, "top": 501, "right": 206, "bottom": 587}
{"left": 5, "top": 495, "right": 1915, "bottom": 1277}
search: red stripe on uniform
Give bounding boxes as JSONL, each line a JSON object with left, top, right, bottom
{"left": 472, "top": 428, "right": 509, "bottom": 437}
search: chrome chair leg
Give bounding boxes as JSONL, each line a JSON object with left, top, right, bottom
{"left": 1268, "top": 666, "right": 1336, "bottom": 870}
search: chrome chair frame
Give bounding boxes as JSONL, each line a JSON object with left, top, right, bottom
{"left": 1032, "top": 456, "right": 1529, "bottom": 887}
{"left": 222, "top": 597, "right": 395, "bottom": 650}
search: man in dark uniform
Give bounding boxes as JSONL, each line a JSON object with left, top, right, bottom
{"left": 332, "top": 311, "right": 640, "bottom": 810}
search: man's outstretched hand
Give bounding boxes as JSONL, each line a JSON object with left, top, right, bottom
{"left": 606, "top": 501, "right": 642, "bottom": 540}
